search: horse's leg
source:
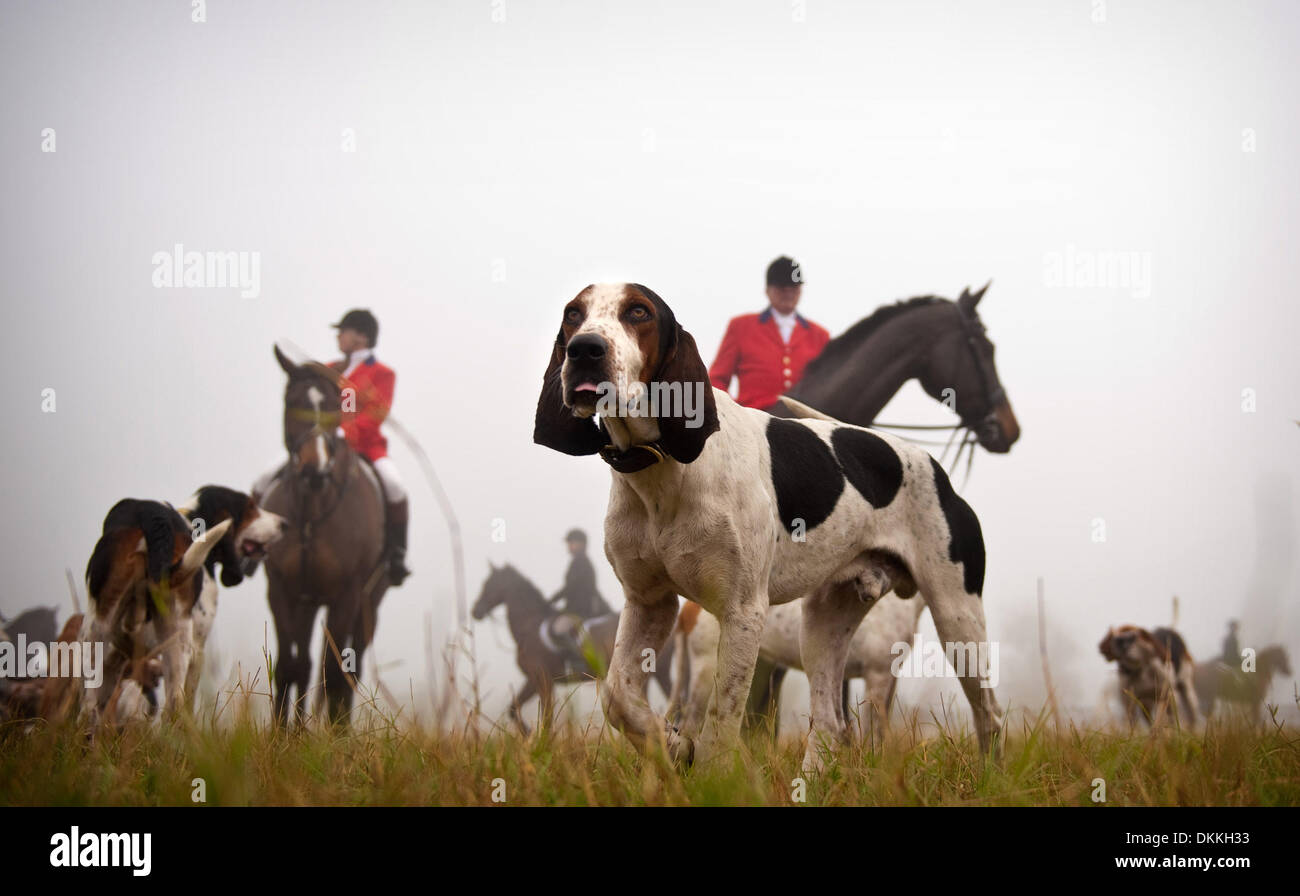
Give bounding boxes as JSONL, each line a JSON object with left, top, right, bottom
{"left": 535, "top": 670, "right": 556, "bottom": 733}
{"left": 321, "top": 600, "right": 362, "bottom": 725}
{"left": 509, "top": 676, "right": 538, "bottom": 736}
{"left": 289, "top": 602, "right": 316, "bottom": 728}
{"left": 268, "top": 574, "right": 303, "bottom": 726}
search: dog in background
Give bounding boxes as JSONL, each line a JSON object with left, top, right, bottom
{"left": 1099, "top": 624, "right": 1199, "bottom": 728}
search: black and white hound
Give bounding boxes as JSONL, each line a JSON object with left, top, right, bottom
{"left": 534, "top": 283, "right": 1003, "bottom": 769}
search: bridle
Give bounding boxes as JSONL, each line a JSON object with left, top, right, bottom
{"left": 869, "top": 304, "right": 1006, "bottom": 491}
{"left": 283, "top": 380, "right": 354, "bottom": 597}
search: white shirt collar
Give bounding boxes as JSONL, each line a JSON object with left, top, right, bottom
{"left": 343, "top": 349, "right": 374, "bottom": 377}
{"left": 769, "top": 306, "right": 797, "bottom": 343}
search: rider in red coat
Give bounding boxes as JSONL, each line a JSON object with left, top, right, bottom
{"left": 709, "top": 256, "right": 831, "bottom": 410}
{"left": 331, "top": 309, "right": 411, "bottom": 586}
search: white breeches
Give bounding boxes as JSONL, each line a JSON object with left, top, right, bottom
{"left": 371, "top": 456, "right": 407, "bottom": 503}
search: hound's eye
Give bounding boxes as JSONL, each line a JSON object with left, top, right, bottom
{"left": 626, "top": 305, "right": 650, "bottom": 321}
{"left": 564, "top": 308, "right": 582, "bottom": 325}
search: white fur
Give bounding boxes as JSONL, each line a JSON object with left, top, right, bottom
{"left": 562, "top": 286, "right": 1004, "bottom": 771}
{"left": 681, "top": 593, "right": 926, "bottom": 748}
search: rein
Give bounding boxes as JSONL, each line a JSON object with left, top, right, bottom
{"left": 864, "top": 306, "right": 1002, "bottom": 491}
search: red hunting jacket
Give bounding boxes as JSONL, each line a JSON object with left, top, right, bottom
{"left": 330, "top": 354, "right": 395, "bottom": 461}
{"left": 708, "top": 308, "right": 831, "bottom": 410}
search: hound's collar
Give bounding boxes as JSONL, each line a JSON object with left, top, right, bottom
{"left": 599, "top": 442, "right": 667, "bottom": 473}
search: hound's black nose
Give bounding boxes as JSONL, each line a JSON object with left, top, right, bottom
{"left": 566, "top": 333, "right": 607, "bottom": 361}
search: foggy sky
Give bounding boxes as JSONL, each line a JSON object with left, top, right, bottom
{"left": 3, "top": 0, "right": 1297, "bottom": 726}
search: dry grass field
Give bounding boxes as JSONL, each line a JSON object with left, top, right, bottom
{"left": 3, "top": 686, "right": 1297, "bottom": 807}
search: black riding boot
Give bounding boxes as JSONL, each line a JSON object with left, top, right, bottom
{"left": 386, "top": 498, "right": 412, "bottom": 586}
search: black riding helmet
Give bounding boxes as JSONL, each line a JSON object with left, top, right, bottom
{"left": 332, "top": 309, "right": 379, "bottom": 347}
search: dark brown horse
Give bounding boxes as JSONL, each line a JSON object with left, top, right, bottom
{"left": 1194, "top": 646, "right": 1292, "bottom": 722}
{"left": 472, "top": 563, "right": 675, "bottom": 733}
{"left": 744, "top": 284, "right": 1021, "bottom": 726}
{"left": 261, "top": 346, "right": 390, "bottom": 724}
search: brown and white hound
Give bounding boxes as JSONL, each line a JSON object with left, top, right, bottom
{"left": 1099, "top": 624, "right": 1199, "bottom": 728}
{"left": 534, "top": 283, "right": 1002, "bottom": 770}
{"left": 71, "top": 486, "right": 283, "bottom": 730}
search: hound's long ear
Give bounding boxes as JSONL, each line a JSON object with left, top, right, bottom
{"left": 648, "top": 312, "right": 720, "bottom": 464}
{"left": 1098, "top": 628, "right": 1116, "bottom": 661}
{"left": 533, "top": 330, "right": 605, "bottom": 456}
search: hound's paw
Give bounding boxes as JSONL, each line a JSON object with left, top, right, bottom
{"left": 666, "top": 723, "right": 694, "bottom": 767}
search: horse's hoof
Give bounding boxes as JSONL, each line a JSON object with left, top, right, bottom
{"left": 666, "top": 724, "right": 694, "bottom": 767}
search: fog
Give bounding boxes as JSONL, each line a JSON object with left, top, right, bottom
{"left": 3, "top": 0, "right": 1297, "bottom": 728}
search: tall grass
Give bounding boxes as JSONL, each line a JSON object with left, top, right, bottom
{"left": 3, "top": 688, "right": 1297, "bottom": 806}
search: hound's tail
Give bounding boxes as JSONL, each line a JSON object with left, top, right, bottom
{"left": 776, "top": 396, "right": 840, "bottom": 422}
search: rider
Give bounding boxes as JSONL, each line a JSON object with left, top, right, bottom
{"left": 252, "top": 309, "right": 411, "bottom": 586}
{"left": 708, "top": 255, "right": 831, "bottom": 410}
{"left": 1221, "top": 619, "right": 1240, "bottom": 666}
{"left": 548, "top": 529, "right": 612, "bottom": 670}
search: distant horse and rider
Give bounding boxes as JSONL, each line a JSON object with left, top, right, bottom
{"left": 1194, "top": 620, "right": 1292, "bottom": 723}
{"left": 472, "top": 558, "right": 676, "bottom": 734}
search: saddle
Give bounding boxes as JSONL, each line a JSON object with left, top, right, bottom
{"left": 539, "top": 612, "right": 615, "bottom": 674}
{"left": 264, "top": 457, "right": 391, "bottom": 526}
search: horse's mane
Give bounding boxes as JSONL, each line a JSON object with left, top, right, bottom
{"left": 802, "top": 295, "right": 951, "bottom": 379}
{"left": 497, "top": 563, "right": 547, "bottom": 605}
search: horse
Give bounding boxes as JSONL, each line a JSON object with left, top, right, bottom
{"left": 0, "top": 605, "right": 60, "bottom": 647}
{"left": 471, "top": 562, "right": 675, "bottom": 734}
{"left": 260, "top": 346, "right": 390, "bottom": 725}
{"left": 688, "top": 284, "right": 1020, "bottom": 736}
{"left": 1194, "top": 646, "right": 1292, "bottom": 722}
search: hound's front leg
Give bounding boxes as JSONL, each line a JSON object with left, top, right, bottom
{"left": 800, "top": 583, "right": 868, "bottom": 772}
{"left": 601, "top": 591, "right": 679, "bottom": 754}
{"left": 695, "top": 589, "right": 767, "bottom": 765}
{"left": 160, "top": 617, "right": 195, "bottom": 718}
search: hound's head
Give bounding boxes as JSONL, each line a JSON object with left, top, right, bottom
{"left": 533, "top": 283, "right": 719, "bottom": 464}
{"left": 1099, "top": 625, "right": 1165, "bottom": 672}
{"left": 180, "top": 485, "right": 287, "bottom": 587}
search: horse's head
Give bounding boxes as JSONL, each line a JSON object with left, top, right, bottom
{"left": 472, "top": 562, "right": 517, "bottom": 620}
{"left": 915, "top": 283, "right": 1020, "bottom": 454}
{"left": 1263, "top": 646, "right": 1292, "bottom": 678}
{"left": 275, "top": 345, "right": 345, "bottom": 489}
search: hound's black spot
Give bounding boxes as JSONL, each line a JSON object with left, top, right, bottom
{"left": 928, "top": 458, "right": 986, "bottom": 596}
{"left": 831, "top": 428, "right": 903, "bottom": 508}
{"left": 767, "top": 418, "right": 843, "bottom": 534}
